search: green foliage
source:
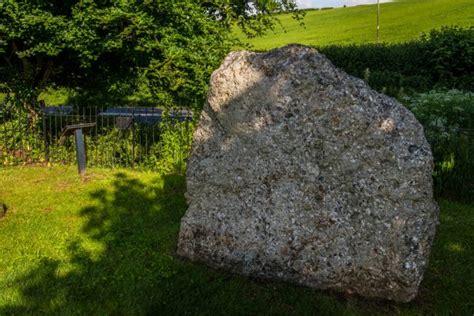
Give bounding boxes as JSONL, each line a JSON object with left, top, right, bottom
{"left": 87, "top": 127, "right": 135, "bottom": 168}
{"left": 145, "top": 119, "right": 194, "bottom": 175}
{"left": 320, "top": 26, "right": 474, "bottom": 96}
{"left": 0, "top": 0, "right": 302, "bottom": 113}
{"left": 0, "top": 104, "right": 195, "bottom": 174}
{"left": 0, "top": 102, "right": 45, "bottom": 166}
{"left": 421, "top": 26, "right": 474, "bottom": 90}
{"left": 0, "top": 120, "right": 44, "bottom": 166}
{"left": 403, "top": 90, "right": 474, "bottom": 201}
{"left": 0, "top": 0, "right": 73, "bottom": 112}
{"left": 38, "top": 87, "right": 76, "bottom": 106}
{"left": 321, "top": 41, "right": 427, "bottom": 96}
{"left": 0, "top": 167, "right": 473, "bottom": 314}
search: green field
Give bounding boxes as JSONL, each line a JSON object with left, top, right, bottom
{"left": 236, "top": 0, "right": 474, "bottom": 50}
{"left": 1, "top": 166, "right": 473, "bottom": 314}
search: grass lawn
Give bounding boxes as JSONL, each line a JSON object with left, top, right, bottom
{"left": 0, "top": 166, "right": 473, "bottom": 314}
{"left": 235, "top": 0, "right": 474, "bottom": 50}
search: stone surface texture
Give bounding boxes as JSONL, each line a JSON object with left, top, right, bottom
{"left": 177, "top": 45, "right": 439, "bottom": 302}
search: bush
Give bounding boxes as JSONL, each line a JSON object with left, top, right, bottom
{"left": 422, "top": 26, "right": 474, "bottom": 90}
{"left": 320, "top": 26, "right": 474, "bottom": 96}
{"left": 145, "top": 118, "right": 195, "bottom": 175}
{"left": 403, "top": 90, "right": 474, "bottom": 201}
{"left": 0, "top": 103, "right": 45, "bottom": 166}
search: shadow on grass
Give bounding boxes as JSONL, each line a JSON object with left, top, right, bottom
{"left": 415, "top": 200, "right": 474, "bottom": 314}
{"left": 0, "top": 173, "right": 472, "bottom": 314}
{"left": 0, "top": 172, "right": 189, "bottom": 314}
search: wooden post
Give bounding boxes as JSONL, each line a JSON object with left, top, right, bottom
{"left": 74, "top": 128, "right": 86, "bottom": 177}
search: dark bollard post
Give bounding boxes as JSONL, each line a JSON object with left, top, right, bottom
{"left": 74, "top": 128, "right": 86, "bottom": 177}
{"left": 60, "top": 123, "right": 96, "bottom": 177}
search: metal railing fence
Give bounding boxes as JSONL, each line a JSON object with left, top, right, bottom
{"left": 0, "top": 103, "right": 192, "bottom": 169}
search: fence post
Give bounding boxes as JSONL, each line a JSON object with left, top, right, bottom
{"left": 40, "top": 101, "right": 49, "bottom": 163}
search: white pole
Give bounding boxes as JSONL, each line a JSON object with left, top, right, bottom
{"left": 376, "top": 0, "right": 380, "bottom": 43}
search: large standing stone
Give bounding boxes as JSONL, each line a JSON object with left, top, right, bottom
{"left": 177, "top": 45, "right": 439, "bottom": 302}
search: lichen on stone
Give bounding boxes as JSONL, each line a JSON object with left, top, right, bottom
{"left": 177, "top": 44, "right": 439, "bottom": 302}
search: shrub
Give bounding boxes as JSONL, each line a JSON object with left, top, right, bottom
{"left": 320, "top": 26, "right": 474, "bottom": 96}
{"left": 145, "top": 118, "right": 195, "bottom": 175}
{"left": 422, "top": 26, "right": 474, "bottom": 90}
{"left": 0, "top": 102, "right": 44, "bottom": 166}
{"left": 403, "top": 90, "right": 474, "bottom": 201}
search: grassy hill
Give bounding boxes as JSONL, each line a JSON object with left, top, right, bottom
{"left": 235, "top": 0, "right": 474, "bottom": 50}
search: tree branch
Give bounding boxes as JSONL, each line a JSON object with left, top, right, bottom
{"left": 11, "top": 41, "right": 30, "bottom": 80}
{"left": 37, "top": 59, "right": 54, "bottom": 90}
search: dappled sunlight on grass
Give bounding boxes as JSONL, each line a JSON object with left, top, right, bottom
{"left": 0, "top": 167, "right": 187, "bottom": 313}
{"left": 0, "top": 166, "right": 473, "bottom": 314}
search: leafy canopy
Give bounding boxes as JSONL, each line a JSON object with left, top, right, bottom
{"left": 0, "top": 0, "right": 302, "bottom": 111}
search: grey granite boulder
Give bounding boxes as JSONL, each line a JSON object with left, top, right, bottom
{"left": 177, "top": 44, "right": 439, "bottom": 302}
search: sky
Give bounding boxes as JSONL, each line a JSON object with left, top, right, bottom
{"left": 296, "top": 0, "right": 392, "bottom": 9}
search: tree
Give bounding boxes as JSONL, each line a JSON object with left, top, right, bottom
{"left": 0, "top": 0, "right": 302, "bottom": 117}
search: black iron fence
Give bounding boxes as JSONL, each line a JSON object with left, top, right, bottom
{"left": 2, "top": 100, "right": 473, "bottom": 200}
{"left": 0, "top": 103, "right": 193, "bottom": 170}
